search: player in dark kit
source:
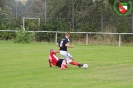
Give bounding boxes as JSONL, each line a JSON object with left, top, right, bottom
{"left": 57, "top": 32, "right": 83, "bottom": 68}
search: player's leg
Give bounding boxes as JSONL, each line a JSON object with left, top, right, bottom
{"left": 69, "top": 60, "right": 83, "bottom": 67}
{"left": 56, "top": 59, "right": 67, "bottom": 70}
{"left": 59, "top": 51, "right": 73, "bottom": 64}
{"left": 59, "top": 51, "right": 68, "bottom": 60}
{"left": 62, "top": 59, "right": 68, "bottom": 68}
{"left": 60, "top": 59, "right": 67, "bottom": 70}
{"left": 64, "top": 51, "right": 83, "bottom": 67}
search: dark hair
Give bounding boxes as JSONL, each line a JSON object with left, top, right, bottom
{"left": 50, "top": 49, "right": 53, "bottom": 52}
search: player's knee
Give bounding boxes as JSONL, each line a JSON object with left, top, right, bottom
{"left": 67, "top": 59, "right": 72, "bottom": 64}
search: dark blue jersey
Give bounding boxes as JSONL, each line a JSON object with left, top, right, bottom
{"left": 58, "top": 37, "right": 69, "bottom": 51}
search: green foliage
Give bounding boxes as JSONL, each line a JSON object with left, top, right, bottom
{"left": 35, "top": 32, "right": 55, "bottom": 42}
{"left": 25, "top": 0, "right": 44, "bottom": 17}
{"left": 0, "top": 0, "right": 18, "bottom": 40}
{"left": 25, "top": 19, "right": 41, "bottom": 31}
{"left": 35, "top": 19, "right": 71, "bottom": 42}
{"left": 0, "top": 0, "right": 23, "bottom": 40}
{"left": 0, "top": 0, "right": 132, "bottom": 43}
{"left": 14, "top": 27, "right": 34, "bottom": 43}
{"left": 0, "top": 31, "right": 16, "bottom": 40}
{"left": 0, "top": 0, "right": 5, "bottom": 9}
{"left": 0, "top": 8, "right": 6, "bottom": 25}
{"left": 0, "top": 24, "right": 16, "bottom": 40}
{"left": 122, "top": 34, "right": 133, "bottom": 43}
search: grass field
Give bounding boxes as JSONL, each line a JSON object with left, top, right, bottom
{"left": 0, "top": 40, "right": 133, "bottom": 88}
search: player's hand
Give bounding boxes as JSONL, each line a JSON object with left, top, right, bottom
{"left": 56, "top": 43, "right": 59, "bottom": 47}
{"left": 72, "top": 58, "right": 74, "bottom": 61}
{"left": 71, "top": 45, "right": 74, "bottom": 48}
{"left": 50, "top": 64, "right": 52, "bottom": 67}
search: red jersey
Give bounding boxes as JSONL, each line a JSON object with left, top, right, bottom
{"left": 48, "top": 50, "right": 59, "bottom": 66}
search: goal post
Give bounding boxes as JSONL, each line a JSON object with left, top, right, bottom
{"left": 22, "top": 17, "right": 40, "bottom": 31}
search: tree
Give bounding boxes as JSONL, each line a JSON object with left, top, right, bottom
{"left": 25, "top": 0, "right": 45, "bottom": 17}
{"left": 0, "top": 0, "right": 5, "bottom": 9}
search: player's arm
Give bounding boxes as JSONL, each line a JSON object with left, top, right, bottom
{"left": 48, "top": 57, "right": 52, "bottom": 67}
{"left": 65, "top": 43, "right": 74, "bottom": 48}
{"left": 56, "top": 41, "right": 60, "bottom": 47}
{"left": 56, "top": 43, "right": 59, "bottom": 47}
{"left": 53, "top": 50, "right": 59, "bottom": 53}
{"left": 48, "top": 59, "right": 52, "bottom": 67}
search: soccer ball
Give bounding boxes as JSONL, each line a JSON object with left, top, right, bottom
{"left": 83, "top": 64, "right": 88, "bottom": 69}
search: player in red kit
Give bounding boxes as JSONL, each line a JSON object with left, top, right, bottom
{"left": 48, "top": 49, "right": 67, "bottom": 70}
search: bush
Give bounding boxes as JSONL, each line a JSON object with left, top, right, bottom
{"left": 14, "top": 27, "right": 34, "bottom": 43}
{"left": 0, "top": 24, "right": 16, "bottom": 40}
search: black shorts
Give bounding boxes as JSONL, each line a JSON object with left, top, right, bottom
{"left": 56, "top": 59, "right": 63, "bottom": 67}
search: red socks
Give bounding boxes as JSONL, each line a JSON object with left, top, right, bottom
{"left": 70, "top": 61, "right": 79, "bottom": 66}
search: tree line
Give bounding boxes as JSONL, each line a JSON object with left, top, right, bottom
{"left": 0, "top": 0, "right": 132, "bottom": 43}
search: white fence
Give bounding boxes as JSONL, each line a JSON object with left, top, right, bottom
{"left": 0, "top": 30, "right": 133, "bottom": 46}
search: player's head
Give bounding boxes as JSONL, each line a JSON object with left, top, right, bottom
{"left": 50, "top": 49, "right": 53, "bottom": 52}
{"left": 65, "top": 32, "right": 70, "bottom": 38}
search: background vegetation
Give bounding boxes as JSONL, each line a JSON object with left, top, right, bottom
{"left": 0, "top": 0, "right": 133, "bottom": 43}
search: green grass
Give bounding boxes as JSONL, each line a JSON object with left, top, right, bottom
{"left": 0, "top": 40, "right": 133, "bottom": 88}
